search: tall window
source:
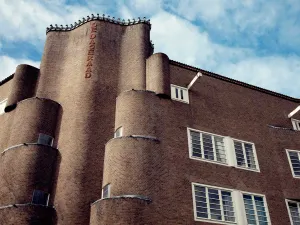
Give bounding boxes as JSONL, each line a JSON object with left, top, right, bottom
{"left": 0, "top": 99, "right": 7, "bottom": 115}
{"left": 192, "top": 183, "right": 271, "bottom": 225}
{"left": 193, "top": 184, "right": 235, "bottom": 223}
{"left": 102, "top": 184, "right": 110, "bottom": 199}
{"left": 188, "top": 128, "right": 260, "bottom": 171}
{"left": 243, "top": 193, "right": 269, "bottom": 225}
{"left": 291, "top": 119, "right": 300, "bottom": 131}
{"left": 114, "top": 127, "right": 123, "bottom": 138}
{"left": 234, "top": 140, "right": 257, "bottom": 170}
{"left": 190, "top": 130, "right": 226, "bottom": 164}
{"left": 286, "top": 199, "right": 300, "bottom": 225}
{"left": 171, "top": 85, "right": 189, "bottom": 103}
{"left": 286, "top": 149, "right": 300, "bottom": 178}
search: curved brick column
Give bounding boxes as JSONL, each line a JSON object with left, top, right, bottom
{"left": 90, "top": 197, "right": 150, "bottom": 225}
{"left": 0, "top": 144, "right": 58, "bottom": 206}
{"left": 103, "top": 137, "right": 161, "bottom": 197}
{"left": 119, "top": 24, "right": 152, "bottom": 93}
{"left": 0, "top": 204, "right": 55, "bottom": 225}
{"left": 5, "top": 64, "right": 39, "bottom": 112}
{"left": 115, "top": 90, "right": 163, "bottom": 137}
{"left": 7, "top": 97, "right": 61, "bottom": 147}
{"left": 146, "top": 53, "right": 170, "bottom": 97}
{"left": 35, "top": 20, "right": 152, "bottom": 225}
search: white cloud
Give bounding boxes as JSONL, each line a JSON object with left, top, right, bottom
{"left": 0, "top": 0, "right": 104, "bottom": 47}
{"left": 150, "top": 11, "right": 300, "bottom": 98}
{"left": 0, "top": 0, "right": 300, "bottom": 98}
{"left": 0, "top": 55, "right": 40, "bottom": 80}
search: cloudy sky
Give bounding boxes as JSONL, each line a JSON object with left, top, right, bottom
{"left": 1, "top": 0, "right": 300, "bottom": 97}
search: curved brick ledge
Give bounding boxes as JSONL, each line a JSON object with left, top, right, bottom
{"left": 0, "top": 203, "right": 54, "bottom": 210}
{"left": 1, "top": 143, "right": 58, "bottom": 154}
{"left": 91, "top": 195, "right": 152, "bottom": 206}
{"left": 46, "top": 14, "right": 151, "bottom": 34}
{"left": 106, "top": 135, "right": 160, "bottom": 145}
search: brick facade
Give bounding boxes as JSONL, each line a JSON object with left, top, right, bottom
{"left": 0, "top": 15, "right": 299, "bottom": 225}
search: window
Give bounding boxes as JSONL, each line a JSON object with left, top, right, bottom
{"left": 286, "top": 199, "right": 300, "bottom": 225}
{"left": 192, "top": 183, "right": 271, "bottom": 225}
{"left": 193, "top": 184, "right": 235, "bottom": 223}
{"left": 234, "top": 140, "right": 257, "bottom": 170}
{"left": 190, "top": 130, "right": 226, "bottom": 164}
{"left": 114, "top": 127, "right": 123, "bottom": 138}
{"left": 188, "top": 128, "right": 260, "bottom": 171}
{"left": 243, "top": 193, "right": 269, "bottom": 225}
{"left": 0, "top": 99, "right": 7, "bottom": 115}
{"left": 32, "top": 190, "right": 50, "bottom": 206}
{"left": 286, "top": 149, "right": 300, "bottom": 178}
{"left": 292, "top": 119, "right": 300, "bottom": 131}
{"left": 37, "top": 133, "right": 54, "bottom": 147}
{"left": 171, "top": 84, "right": 189, "bottom": 103}
{"left": 102, "top": 184, "right": 110, "bottom": 199}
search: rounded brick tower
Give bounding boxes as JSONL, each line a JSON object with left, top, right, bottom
{"left": 0, "top": 15, "right": 176, "bottom": 224}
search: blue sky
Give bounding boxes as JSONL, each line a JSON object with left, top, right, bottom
{"left": 1, "top": 0, "right": 300, "bottom": 97}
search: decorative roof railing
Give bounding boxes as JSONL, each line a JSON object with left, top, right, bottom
{"left": 46, "top": 14, "right": 151, "bottom": 33}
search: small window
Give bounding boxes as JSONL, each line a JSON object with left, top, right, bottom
{"left": 286, "top": 149, "right": 300, "bottom": 178}
{"left": 171, "top": 85, "right": 189, "bottom": 103}
{"left": 189, "top": 130, "right": 227, "bottom": 164}
{"left": 286, "top": 199, "right": 300, "bottom": 225}
{"left": 114, "top": 127, "right": 123, "bottom": 138}
{"left": 102, "top": 184, "right": 110, "bottom": 199}
{"left": 233, "top": 140, "right": 258, "bottom": 170}
{"left": 242, "top": 193, "right": 270, "bottom": 225}
{"left": 37, "top": 133, "right": 54, "bottom": 146}
{"left": 193, "top": 184, "right": 235, "bottom": 223}
{"left": 292, "top": 119, "right": 300, "bottom": 131}
{"left": 32, "top": 190, "right": 50, "bottom": 206}
{"left": 0, "top": 99, "right": 7, "bottom": 115}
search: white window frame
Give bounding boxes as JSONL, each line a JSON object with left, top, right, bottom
{"left": 171, "top": 84, "right": 189, "bottom": 104}
{"left": 114, "top": 126, "right": 123, "bottom": 138}
{"left": 291, "top": 119, "right": 300, "bottom": 131}
{"left": 187, "top": 128, "right": 260, "bottom": 172}
{"left": 286, "top": 149, "right": 300, "bottom": 178}
{"left": 232, "top": 138, "right": 260, "bottom": 172}
{"left": 102, "top": 184, "right": 111, "bottom": 199}
{"left": 0, "top": 98, "right": 7, "bottom": 115}
{"left": 286, "top": 199, "right": 300, "bottom": 225}
{"left": 192, "top": 182, "right": 271, "bottom": 225}
{"left": 241, "top": 191, "right": 271, "bottom": 225}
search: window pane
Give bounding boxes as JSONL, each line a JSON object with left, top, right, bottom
{"left": 234, "top": 141, "right": 245, "bottom": 166}
{"left": 37, "top": 133, "right": 54, "bottom": 146}
{"left": 203, "top": 134, "right": 214, "bottom": 160}
{"left": 215, "top": 136, "right": 226, "bottom": 163}
{"left": 245, "top": 143, "right": 257, "bottom": 169}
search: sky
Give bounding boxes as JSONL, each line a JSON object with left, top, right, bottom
{"left": 1, "top": 0, "right": 300, "bottom": 97}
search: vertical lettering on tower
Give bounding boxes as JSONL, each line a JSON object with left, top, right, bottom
{"left": 85, "top": 22, "right": 97, "bottom": 78}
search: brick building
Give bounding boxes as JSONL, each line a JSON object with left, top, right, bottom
{"left": 0, "top": 14, "right": 300, "bottom": 225}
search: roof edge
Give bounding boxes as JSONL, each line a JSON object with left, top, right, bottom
{"left": 46, "top": 14, "right": 151, "bottom": 34}
{"left": 0, "top": 74, "right": 14, "bottom": 86}
{"left": 170, "top": 60, "right": 300, "bottom": 103}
